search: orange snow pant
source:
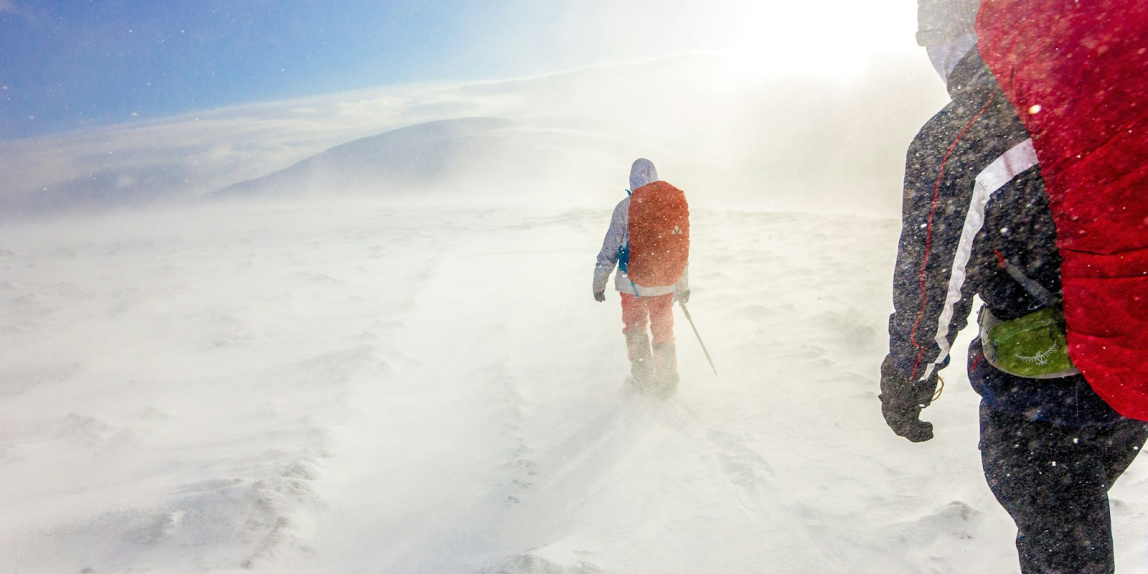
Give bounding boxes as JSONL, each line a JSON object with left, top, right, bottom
{"left": 620, "top": 292, "right": 675, "bottom": 355}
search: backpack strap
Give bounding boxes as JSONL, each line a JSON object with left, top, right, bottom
{"left": 995, "top": 251, "right": 1061, "bottom": 308}
{"left": 618, "top": 190, "right": 633, "bottom": 274}
{"left": 621, "top": 189, "right": 640, "bottom": 298}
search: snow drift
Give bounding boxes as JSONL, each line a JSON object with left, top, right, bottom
{"left": 4, "top": 199, "right": 1148, "bottom": 573}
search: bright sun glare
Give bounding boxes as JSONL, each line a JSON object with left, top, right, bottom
{"left": 715, "top": 0, "right": 916, "bottom": 80}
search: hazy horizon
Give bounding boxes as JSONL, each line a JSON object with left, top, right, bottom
{"left": 0, "top": 50, "right": 948, "bottom": 220}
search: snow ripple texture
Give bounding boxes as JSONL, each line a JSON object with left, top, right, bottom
{"left": 3, "top": 201, "right": 1148, "bottom": 573}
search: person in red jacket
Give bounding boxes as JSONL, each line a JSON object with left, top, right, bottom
{"left": 593, "top": 159, "right": 690, "bottom": 396}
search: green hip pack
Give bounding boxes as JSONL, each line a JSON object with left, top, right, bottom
{"left": 978, "top": 306, "right": 1081, "bottom": 379}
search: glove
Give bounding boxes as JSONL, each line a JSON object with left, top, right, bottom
{"left": 594, "top": 291, "right": 606, "bottom": 302}
{"left": 879, "top": 355, "right": 938, "bottom": 443}
{"left": 675, "top": 289, "right": 690, "bottom": 304}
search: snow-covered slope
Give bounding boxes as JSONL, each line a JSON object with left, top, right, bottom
{"left": 214, "top": 117, "right": 641, "bottom": 204}
{"left": 4, "top": 198, "right": 1148, "bottom": 573}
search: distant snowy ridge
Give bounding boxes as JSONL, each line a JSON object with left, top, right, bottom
{"left": 214, "top": 117, "right": 640, "bottom": 203}
{"left": 0, "top": 51, "right": 948, "bottom": 219}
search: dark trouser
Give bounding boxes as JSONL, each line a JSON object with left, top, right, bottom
{"left": 979, "top": 401, "right": 1148, "bottom": 574}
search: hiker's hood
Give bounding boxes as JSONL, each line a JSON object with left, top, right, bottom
{"left": 917, "top": 0, "right": 979, "bottom": 85}
{"left": 927, "top": 34, "right": 977, "bottom": 85}
{"left": 629, "top": 158, "right": 659, "bottom": 191}
{"left": 916, "top": 0, "right": 978, "bottom": 47}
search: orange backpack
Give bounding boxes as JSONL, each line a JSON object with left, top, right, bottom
{"left": 627, "top": 181, "right": 689, "bottom": 288}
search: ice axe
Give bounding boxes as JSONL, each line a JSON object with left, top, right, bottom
{"left": 678, "top": 301, "right": 717, "bottom": 375}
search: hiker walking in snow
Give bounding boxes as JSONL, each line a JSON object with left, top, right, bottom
{"left": 880, "top": 1, "right": 1148, "bottom": 572}
{"left": 593, "top": 159, "right": 690, "bottom": 396}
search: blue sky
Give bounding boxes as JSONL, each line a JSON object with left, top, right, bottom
{"left": 0, "top": 1, "right": 550, "bottom": 139}
{"left": 0, "top": 0, "right": 916, "bottom": 141}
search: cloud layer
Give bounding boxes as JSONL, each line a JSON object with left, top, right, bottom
{"left": 1, "top": 51, "right": 948, "bottom": 219}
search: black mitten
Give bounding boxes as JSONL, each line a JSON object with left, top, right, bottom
{"left": 879, "top": 355, "right": 938, "bottom": 443}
